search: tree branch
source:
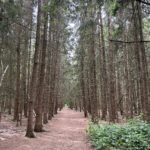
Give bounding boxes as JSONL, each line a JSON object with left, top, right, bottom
{"left": 0, "top": 65, "right": 9, "bottom": 87}
{"left": 109, "top": 39, "right": 150, "bottom": 44}
{"left": 136, "top": 0, "right": 150, "bottom": 6}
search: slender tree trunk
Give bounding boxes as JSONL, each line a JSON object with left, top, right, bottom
{"left": 14, "top": 34, "right": 21, "bottom": 125}
{"left": 43, "top": 81, "right": 48, "bottom": 124}
{"left": 23, "top": 35, "right": 28, "bottom": 118}
{"left": 108, "top": 15, "right": 117, "bottom": 123}
{"left": 8, "top": 48, "right": 12, "bottom": 115}
{"left": 99, "top": 8, "right": 107, "bottom": 120}
{"left": 89, "top": 7, "right": 98, "bottom": 123}
{"left": 80, "top": 45, "right": 87, "bottom": 117}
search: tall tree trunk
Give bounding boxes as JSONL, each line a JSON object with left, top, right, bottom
{"left": 34, "top": 6, "right": 48, "bottom": 132}
{"left": 26, "top": 0, "right": 41, "bottom": 138}
{"left": 99, "top": 8, "right": 107, "bottom": 120}
{"left": 14, "top": 33, "right": 21, "bottom": 126}
{"left": 108, "top": 15, "right": 117, "bottom": 123}
{"left": 8, "top": 47, "right": 12, "bottom": 115}
{"left": 89, "top": 7, "right": 98, "bottom": 123}
{"left": 23, "top": 35, "right": 28, "bottom": 118}
{"left": 80, "top": 44, "right": 87, "bottom": 117}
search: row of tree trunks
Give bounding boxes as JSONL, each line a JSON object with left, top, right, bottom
{"left": 25, "top": 0, "right": 63, "bottom": 137}
{"left": 132, "top": 1, "right": 150, "bottom": 121}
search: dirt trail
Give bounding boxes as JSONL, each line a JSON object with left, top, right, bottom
{"left": 0, "top": 108, "right": 92, "bottom": 150}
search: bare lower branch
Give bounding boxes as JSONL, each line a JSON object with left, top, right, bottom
{"left": 0, "top": 65, "right": 9, "bottom": 87}
{"left": 109, "top": 39, "right": 150, "bottom": 44}
{"left": 136, "top": 0, "right": 150, "bottom": 6}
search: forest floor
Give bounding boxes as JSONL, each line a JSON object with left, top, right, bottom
{"left": 0, "top": 108, "right": 92, "bottom": 150}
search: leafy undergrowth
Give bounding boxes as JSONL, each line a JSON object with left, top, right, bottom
{"left": 87, "top": 118, "right": 150, "bottom": 150}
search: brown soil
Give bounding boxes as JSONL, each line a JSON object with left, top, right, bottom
{"left": 0, "top": 108, "right": 92, "bottom": 150}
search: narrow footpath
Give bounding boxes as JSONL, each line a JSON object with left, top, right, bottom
{"left": 0, "top": 108, "right": 92, "bottom": 150}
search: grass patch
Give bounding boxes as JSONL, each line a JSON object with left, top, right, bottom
{"left": 87, "top": 118, "right": 150, "bottom": 150}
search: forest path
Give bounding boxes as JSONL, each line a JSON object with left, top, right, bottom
{"left": 0, "top": 108, "right": 92, "bottom": 150}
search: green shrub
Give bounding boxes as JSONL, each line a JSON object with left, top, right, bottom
{"left": 87, "top": 119, "right": 150, "bottom": 150}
